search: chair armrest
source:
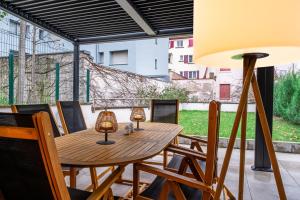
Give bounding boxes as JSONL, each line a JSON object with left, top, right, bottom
{"left": 166, "top": 144, "right": 207, "bottom": 161}
{"left": 178, "top": 134, "right": 208, "bottom": 144}
{"left": 135, "top": 163, "right": 213, "bottom": 194}
{"left": 87, "top": 165, "right": 125, "bottom": 200}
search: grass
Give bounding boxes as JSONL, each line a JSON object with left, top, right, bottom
{"left": 179, "top": 110, "right": 300, "bottom": 142}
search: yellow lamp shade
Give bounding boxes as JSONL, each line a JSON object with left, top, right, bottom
{"left": 194, "top": 0, "right": 300, "bottom": 68}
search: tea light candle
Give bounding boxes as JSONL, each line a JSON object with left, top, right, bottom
{"left": 100, "top": 121, "right": 113, "bottom": 130}
{"left": 134, "top": 114, "right": 143, "bottom": 120}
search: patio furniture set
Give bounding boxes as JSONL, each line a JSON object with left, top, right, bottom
{"left": 0, "top": 99, "right": 235, "bottom": 199}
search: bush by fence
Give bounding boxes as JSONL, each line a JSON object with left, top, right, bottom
{"left": 274, "top": 72, "right": 300, "bottom": 124}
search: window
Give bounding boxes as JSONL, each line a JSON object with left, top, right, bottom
{"left": 169, "top": 40, "right": 174, "bottom": 48}
{"left": 220, "top": 84, "right": 231, "bottom": 100}
{"left": 179, "top": 55, "right": 184, "bottom": 62}
{"left": 188, "top": 71, "right": 198, "bottom": 79}
{"left": 39, "top": 29, "right": 45, "bottom": 40}
{"left": 9, "top": 20, "right": 19, "bottom": 35}
{"left": 98, "top": 52, "right": 104, "bottom": 64}
{"left": 168, "top": 53, "right": 173, "bottom": 64}
{"left": 188, "top": 38, "right": 193, "bottom": 47}
{"left": 176, "top": 40, "right": 183, "bottom": 48}
{"left": 188, "top": 55, "right": 193, "bottom": 63}
{"left": 155, "top": 59, "right": 157, "bottom": 70}
{"left": 110, "top": 50, "right": 128, "bottom": 65}
{"left": 25, "top": 25, "right": 30, "bottom": 38}
{"left": 220, "top": 68, "right": 231, "bottom": 72}
{"left": 180, "top": 71, "right": 184, "bottom": 76}
{"left": 155, "top": 38, "right": 158, "bottom": 45}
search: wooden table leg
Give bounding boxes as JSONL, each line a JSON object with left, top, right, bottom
{"left": 69, "top": 167, "right": 77, "bottom": 188}
{"left": 133, "top": 163, "right": 140, "bottom": 199}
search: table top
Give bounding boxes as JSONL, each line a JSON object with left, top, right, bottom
{"left": 55, "top": 122, "right": 182, "bottom": 167}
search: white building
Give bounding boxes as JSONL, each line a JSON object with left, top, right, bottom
{"left": 168, "top": 36, "right": 242, "bottom": 102}
{"left": 83, "top": 38, "right": 169, "bottom": 80}
{"left": 168, "top": 37, "right": 214, "bottom": 80}
{"left": 168, "top": 36, "right": 300, "bottom": 102}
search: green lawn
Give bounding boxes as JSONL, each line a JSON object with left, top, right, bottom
{"left": 179, "top": 110, "right": 300, "bottom": 142}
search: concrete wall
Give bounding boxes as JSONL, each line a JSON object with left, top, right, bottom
{"left": 180, "top": 103, "right": 256, "bottom": 112}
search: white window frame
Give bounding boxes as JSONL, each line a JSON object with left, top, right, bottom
{"left": 179, "top": 55, "right": 184, "bottom": 62}
{"left": 176, "top": 40, "right": 183, "bottom": 48}
{"left": 110, "top": 50, "right": 128, "bottom": 65}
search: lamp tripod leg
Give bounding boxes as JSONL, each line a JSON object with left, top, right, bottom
{"left": 251, "top": 74, "right": 287, "bottom": 200}
{"left": 214, "top": 57, "right": 256, "bottom": 200}
{"left": 238, "top": 61, "right": 250, "bottom": 200}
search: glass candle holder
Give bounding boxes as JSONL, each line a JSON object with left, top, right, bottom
{"left": 130, "top": 107, "right": 146, "bottom": 131}
{"left": 95, "top": 111, "right": 118, "bottom": 145}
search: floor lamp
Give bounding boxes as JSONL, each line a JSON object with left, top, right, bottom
{"left": 194, "top": 0, "right": 300, "bottom": 199}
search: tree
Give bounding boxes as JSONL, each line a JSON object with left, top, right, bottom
{"left": 274, "top": 72, "right": 300, "bottom": 124}
{"left": 28, "top": 26, "right": 37, "bottom": 103}
{"left": 0, "top": 10, "right": 6, "bottom": 21}
{"left": 16, "top": 20, "right": 26, "bottom": 104}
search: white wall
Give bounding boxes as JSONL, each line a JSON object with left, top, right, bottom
{"left": 96, "top": 38, "right": 169, "bottom": 77}
{"left": 180, "top": 103, "right": 256, "bottom": 112}
{"left": 135, "top": 38, "right": 169, "bottom": 77}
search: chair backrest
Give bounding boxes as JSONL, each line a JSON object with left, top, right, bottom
{"left": 0, "top": 112, "right": 34, "bottom": 127}
{"left": 56, "top": 101, "right": 87, "bottom": 134}
{"left": 204, "top": 101, "right": 220, "bottom": 185}
{"left": 150, "top": 99, "right": 179, "bottom": 124}
{"left": 0, "top": 112, "right": 70, "bottom": 200}
{"left": 11, "top": 104, "right": 61, "bottom": 138}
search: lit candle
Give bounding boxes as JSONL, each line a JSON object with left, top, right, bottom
{"left": 100, "top": 121, "right": 113, "bottom": 130}
{"left": 134, "top": 114, "right": 143, "bottom": 120}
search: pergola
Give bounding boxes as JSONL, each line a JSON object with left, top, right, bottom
{"left": 0, "top": 0, "right": 193, "bottom": 100}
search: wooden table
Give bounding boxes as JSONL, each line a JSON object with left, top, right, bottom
{"left": 55, "top": 122, "right": 182, "bottom": 167}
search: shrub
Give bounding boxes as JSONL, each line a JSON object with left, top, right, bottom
{"left": 274, "top": 72, "right": 300, "bottom": 124}
{"left": 160, "top": 86, "right": 189, "bottom": 103}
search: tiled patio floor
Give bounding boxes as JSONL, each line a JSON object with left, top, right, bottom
{"left": 67, "top": 148, "right": 300, "bottom": 200}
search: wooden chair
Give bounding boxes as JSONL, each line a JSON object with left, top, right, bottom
{"left": 56, "top": 101, "right": 114, "bottom": 191}
{"left": 150, "top": 99, "right": 179, "bottom": 124}
{"left": 165, "top": 101, "right": 221, "bottom": 173}
{"left": 56, "top": 101, "right": 87, "bottom": 135}
{"left": 11, "top": 104, "right": 61, "bottom": 137}
{"left": 149, "top": 99, "right": 179, "bottom": 166}
{"left": 0, "top": 112, "right": 124, "bottom": 200}
{"left": 133, "top": 101, "right": 235, "bottom": 200}
{"left": 11, "top": 104, "right": 80, "bottom": 189}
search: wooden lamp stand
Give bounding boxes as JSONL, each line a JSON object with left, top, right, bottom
{"left": 213, "top": 53, "right": 287, "bottom": 200}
